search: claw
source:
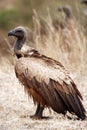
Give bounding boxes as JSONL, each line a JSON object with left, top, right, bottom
{"left": 30, "top": 115, "right": 50, "bottom": 120}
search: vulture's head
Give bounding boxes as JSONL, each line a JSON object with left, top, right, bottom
{"left": 8, "top": 27, "right": 28, "bottom": 58}
{"left": 58, "top": 6, "right": 71, "bottom": 19}
{"left": 81, "top": 0, "right": 87, "bottom": 4}
{"left": 8, "top": 26, "right": 27, "bottom": 41}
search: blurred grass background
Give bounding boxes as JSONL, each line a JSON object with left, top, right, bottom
{"left": 0, "top": 0, "right": 86, "bottom": 31}
{"left": 0, "top": 0, "right": 87, "bottom": 75}
{"left": 0, "top": 1, "right": 87, "bottom": 129}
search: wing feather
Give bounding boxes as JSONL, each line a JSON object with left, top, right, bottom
{"left": 49, "top": 78, "right": 85, "bottom": 114}
{"left": 15, "top": 55, "right": 85, "bottom": 117}
{"left": 31, "top": 77, "right": 49, "bottom": 104}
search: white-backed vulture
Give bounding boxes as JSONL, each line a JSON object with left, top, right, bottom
{"left": 8, "top": 26, "right": 86, "bottom": 120}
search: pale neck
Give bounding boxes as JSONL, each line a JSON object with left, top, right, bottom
{"left": 14, "top": 38, "right": 25, "bottom": 58}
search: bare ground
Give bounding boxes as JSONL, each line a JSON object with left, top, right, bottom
{"left": 0, "top": 64, "right": 87, "bottom": 130}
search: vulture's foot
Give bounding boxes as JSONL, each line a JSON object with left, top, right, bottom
{"left": 30, "top": 103, "right": 44, "bottom": 119}
{"left": 30, "top": 115, "right": 43, "bottom": 119}
{"left": 66, "top": 115, "right": 81, "bottom": 120}
{"left": 30, "top": 115, "right": 50, "bottom": 120}
{"left": 30, "top": 104, "right": 50, "bottom": 120}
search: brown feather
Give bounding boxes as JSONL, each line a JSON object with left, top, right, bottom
{"left": 14, "top": 48, "right": 86, "bottom": 119}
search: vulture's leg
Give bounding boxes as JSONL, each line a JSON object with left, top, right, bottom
{"left": 34, "top": 103, "right": 44, "bottom": 117}
{"left": 30, "top": 103, "right": 44, "bottom": 119}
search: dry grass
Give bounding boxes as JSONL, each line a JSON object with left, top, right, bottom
{"left": 31, "top": 9, "right": 87, "bottom": 74}
{"left": 0, "top": 9, "right": 87, "bottom": 130}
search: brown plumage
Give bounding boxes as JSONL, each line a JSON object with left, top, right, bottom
{"left": 8, "top": 26, "right": 86, "bottom": 120}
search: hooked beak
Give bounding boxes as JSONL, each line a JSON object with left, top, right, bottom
{"left": 8, "top": 30, "right": 15, "bottom": 36}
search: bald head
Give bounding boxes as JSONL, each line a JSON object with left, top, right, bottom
{"left": 58, "top": 6, "right": 72, "bottom": 19}
{"left": 8, "top": 26, "right": 27, "bottom": 41}
{"left": 8, "top": 26, "right": 28, "bottom": 58}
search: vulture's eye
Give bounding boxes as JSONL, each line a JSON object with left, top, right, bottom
{"left": 16, "top": 30, "right": 23, "bottom": 33}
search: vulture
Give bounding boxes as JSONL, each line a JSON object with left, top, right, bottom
{"left": 58, "top": 6, "right": 72, "bottom": 21}
{"left": 53, "top": 6, "right": 72, "bottom": 31}
{"left": 81, "top": 0, "right": 87, "bottom": 4}
{"left": 8, "top": 26, "right": 86, "bottom": 120}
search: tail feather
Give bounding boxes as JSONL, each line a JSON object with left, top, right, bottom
{"left": 50, "top": 79, "right": 86, "bottom": 120}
